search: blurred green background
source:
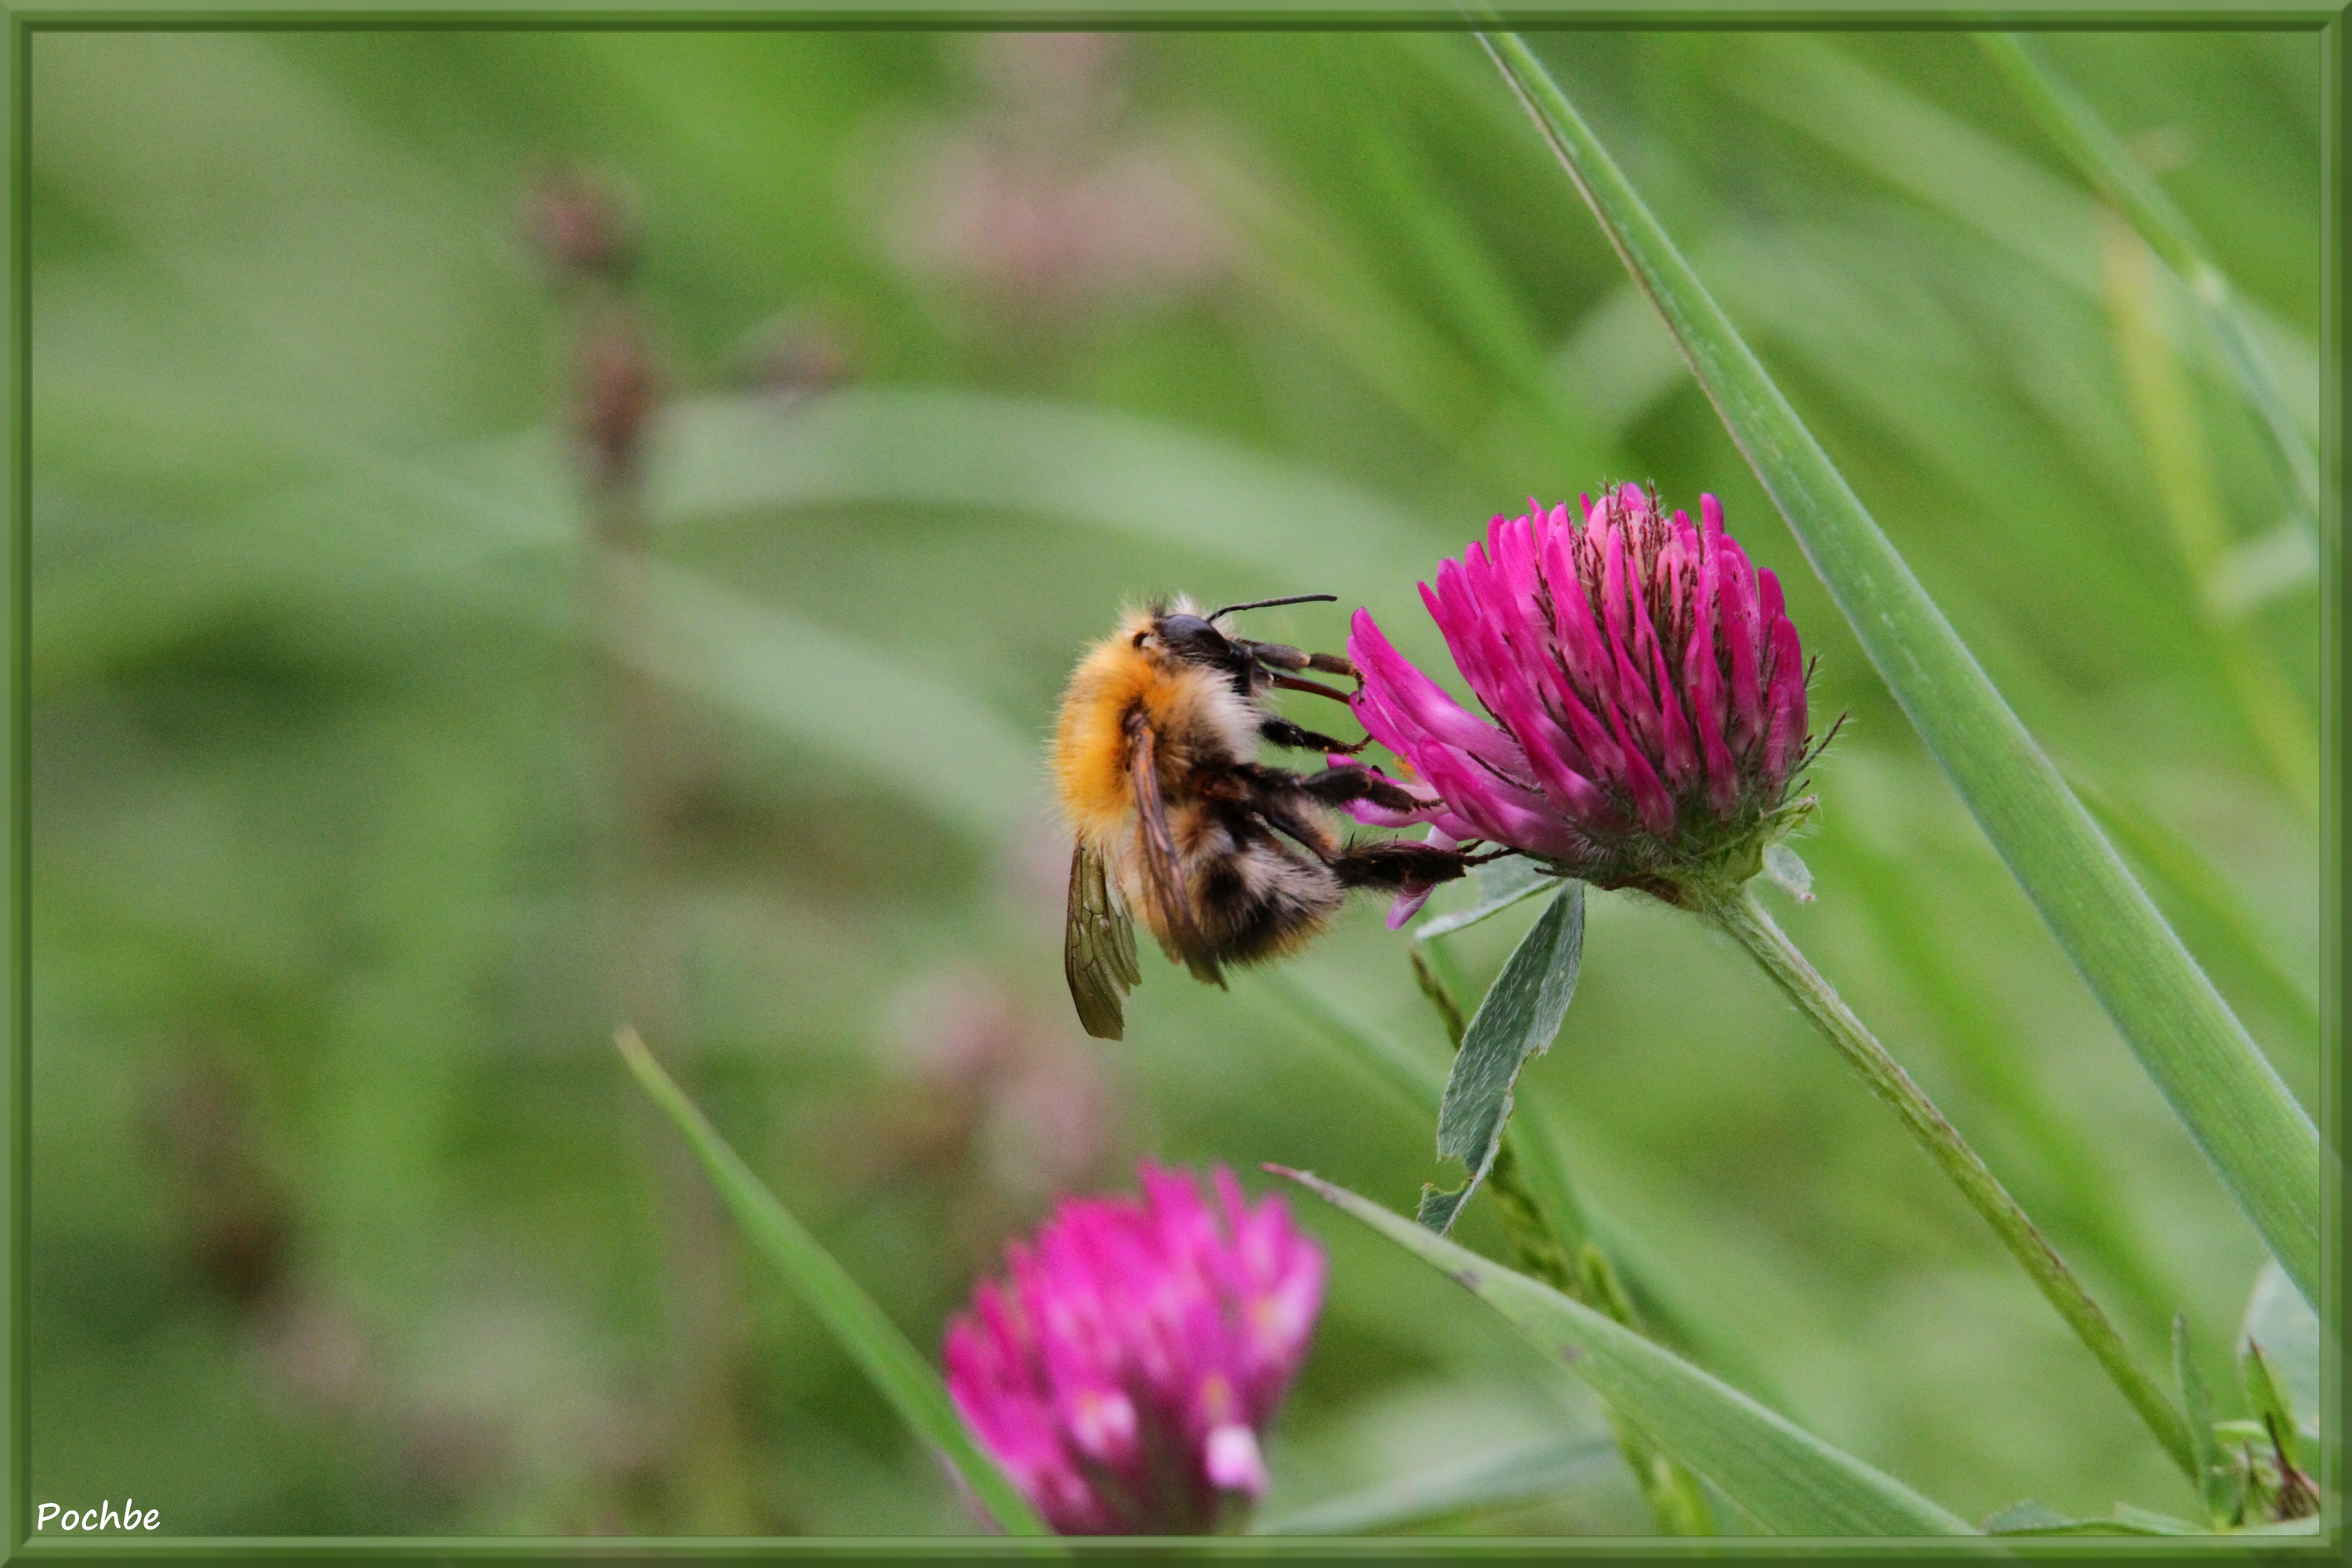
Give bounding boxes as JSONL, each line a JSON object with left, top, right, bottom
{"left": 29, "top": 27, "right": 2321, "bottom": 1536}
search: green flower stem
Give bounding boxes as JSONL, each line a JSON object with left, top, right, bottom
{"left": 1414, "top": 949, "right": 1715, "bottom": 1536}
{"left": 1709, "top": 889, "right": 2196, "bottom": 1483}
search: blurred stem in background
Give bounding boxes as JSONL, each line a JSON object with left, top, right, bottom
{"left": 1411, "top": 941, "right": 1714, "bottom": 1536}
{"left": 529, "top": 166, "right": 760, "bottom": 1533}
{"left": 1707, "top": 890, "right": 2198, "bottom": 1485}
{"left": 2097, "top": 212, "right": 2318, "bottom": 819}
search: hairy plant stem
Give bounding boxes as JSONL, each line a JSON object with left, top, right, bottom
{"left": 1413, "top": 951, "right": 1714, "bottom": 1536}
{"left": 1708, "top": 887, "right": 2197, "bottom": 1483}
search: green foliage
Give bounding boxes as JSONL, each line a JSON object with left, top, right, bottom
{"left": 1251, "top": 1434, "right": 1618, "bottom": 1535}
{"left": 1975, "top": 34, "right": 2319, "bottom": 532}
{"left": 30, "top": 27, "right": 2316, "bottom": 1536}
{"left": 1279, "top": 1169, "right": 1976, "bottom": 1537}
{"left": 2239, "top": 1262, "right": 2322, "bottom": 1439}
{"left": 615, "top": 1030, "right": 1053, "bottom": 1539}
{"left": 1481, "top": 28, "right": 2325, "bottom": 1309}
{"left": 2174, "top": 1314, "right": 2232, "bottom": 1526}
{"left": 1421, "top": 887, "right": 1585, "bottom": 1235}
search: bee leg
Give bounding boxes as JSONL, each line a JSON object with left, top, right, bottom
{"left": 1332, "top": 840, "right": 1473, "bottom": 891}
{"left": 1304, "top": 650, "right": 1356, "bottom": 678}
{"left": 1242, "top": 641, "right": 1360, "bottom": 695}
{"left": 1268, "top": 673, "right": 1356, "bottom": 705}
{"left": 1259, "top": 717, "right": 1369, "bottom": 755}
{"left": 1296, "top": 764, "right": 1426, "bottom": 814}
{"left": 1249, "top": 641, "right": 1356, "bottom": 677}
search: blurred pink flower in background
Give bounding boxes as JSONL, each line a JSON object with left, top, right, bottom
{"left": 878, "top": 33, "right": 1230, "bottom": 319}
{"left": 943, "top": 1163, "right": 1324, "bottom": 1534}
{"left": 1348, "top": 485, "right": 1823, "bottom": 917}
{"left": 867, "top": 969, "right": 1123, "bottom": 1221}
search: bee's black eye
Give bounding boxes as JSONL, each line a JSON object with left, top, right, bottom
{"left": 1133, "top": 631, "right": 1150, "bottom": 648}
{"left": 1155, "top": 614, "right": 1229, "bottom": 664}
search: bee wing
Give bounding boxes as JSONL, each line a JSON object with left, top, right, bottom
{"left": 1127, "top": 717, "right": 1225, "bottom": 988}
{"left": 1065, "top": 839, "right": 1141, "bottom": 1040}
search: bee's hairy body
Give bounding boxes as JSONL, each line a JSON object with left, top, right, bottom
{"left": 1053, "top": 596, "right": 1479, "bottom": 1038}
{"left": 1055, "top": 606, "right": 1342, "bottom": 964}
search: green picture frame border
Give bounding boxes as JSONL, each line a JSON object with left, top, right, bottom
{"left": 0, "top": 1, "right": 2338, "bottom": 1559}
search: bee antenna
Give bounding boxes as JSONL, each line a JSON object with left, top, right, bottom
{"left": 1207, "top": 593, "right": 1338, "bottom": 622}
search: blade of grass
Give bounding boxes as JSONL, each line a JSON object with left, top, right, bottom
{"left": 615, "top": 1028, "right": 1055, "bottom": 1540}
{"left": 1479, "top": 29, "right": 2326, "bottom": 1308}
{"left": 1975, "top": 32, "right": 2321, "bottom": 539}
{"left": 1250, "top": 1434, "right": 1620, "bottom": 1535}
{"left": 1272, "top": 1167, "right": 1978, "bottom": 1537}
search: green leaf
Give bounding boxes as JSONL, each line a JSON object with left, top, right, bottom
{"left": 1422, "top": 884, "right": 1584, "bottom": 1235}
{"left": 2174, "top": 1313, "right": 2233, "bottom": 1528}
{"left": 2110, "top": 1504, "right": 2209, "bottom": 1536}
{"left": 1479, "top": 29, "right": 2327, "bottom": 1308}
{"left": 615, "top": 1029, "right": 1056, "bottom": 1541}
{"left": 1414, "top": 855, "right": 1563, "bottom": 940}
{"left": 2239, "top": 1261, "right": 2323, "bottom": 1439}
{"left": 1273, "top": 1168, "right": 1976, "bottom": 1537}
{"left": 1987, "top": 1505, "right": 2206, "bottom": 1537}
{"left": 1762, "top": 844, "right": 1814, "bottom": 904}
{"left": 2240, "top": 1344, "right": 2300, "bottom": 1475}
{"left": 1250, "top": 1433, "right": 1620, "bottom": 1536}
{"left": 1981, "top": 1499, "right": 2074, "bottom": 1535}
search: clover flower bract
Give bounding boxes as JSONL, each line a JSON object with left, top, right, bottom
{"left": 942, "top": 1162, "right": 1323, "bottom": 1534}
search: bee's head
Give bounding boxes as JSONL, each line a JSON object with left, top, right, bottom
{"left": 1138, "top": 607, "right": 1233, "bottom": 667}
{"left": 1129, "top": 593, "right": 1338, "bottom": 668}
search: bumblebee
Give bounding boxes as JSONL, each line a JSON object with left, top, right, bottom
{"left": 1052, "top": 593, "right": 1479, "bottom": 1040}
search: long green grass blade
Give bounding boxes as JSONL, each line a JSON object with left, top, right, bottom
{"left": 1274, "top": 1168, "right": 1976, "bottom": 1537}
{"left": 1974, "top": 32, "right": 2321, "bottom": 533}
{"left": 615, "top": 1029, "right": 1055, "bottom": 1540}
{"left": 1250, "top": 1434, "right": 1620, "bottom": 1535}
{"left": 1479, "top": 31, "right": 2325, "bottom": 1307}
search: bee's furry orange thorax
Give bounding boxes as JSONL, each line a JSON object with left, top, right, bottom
{"left": 1051, "top": 610, "right": 1253, "bottom": 844}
